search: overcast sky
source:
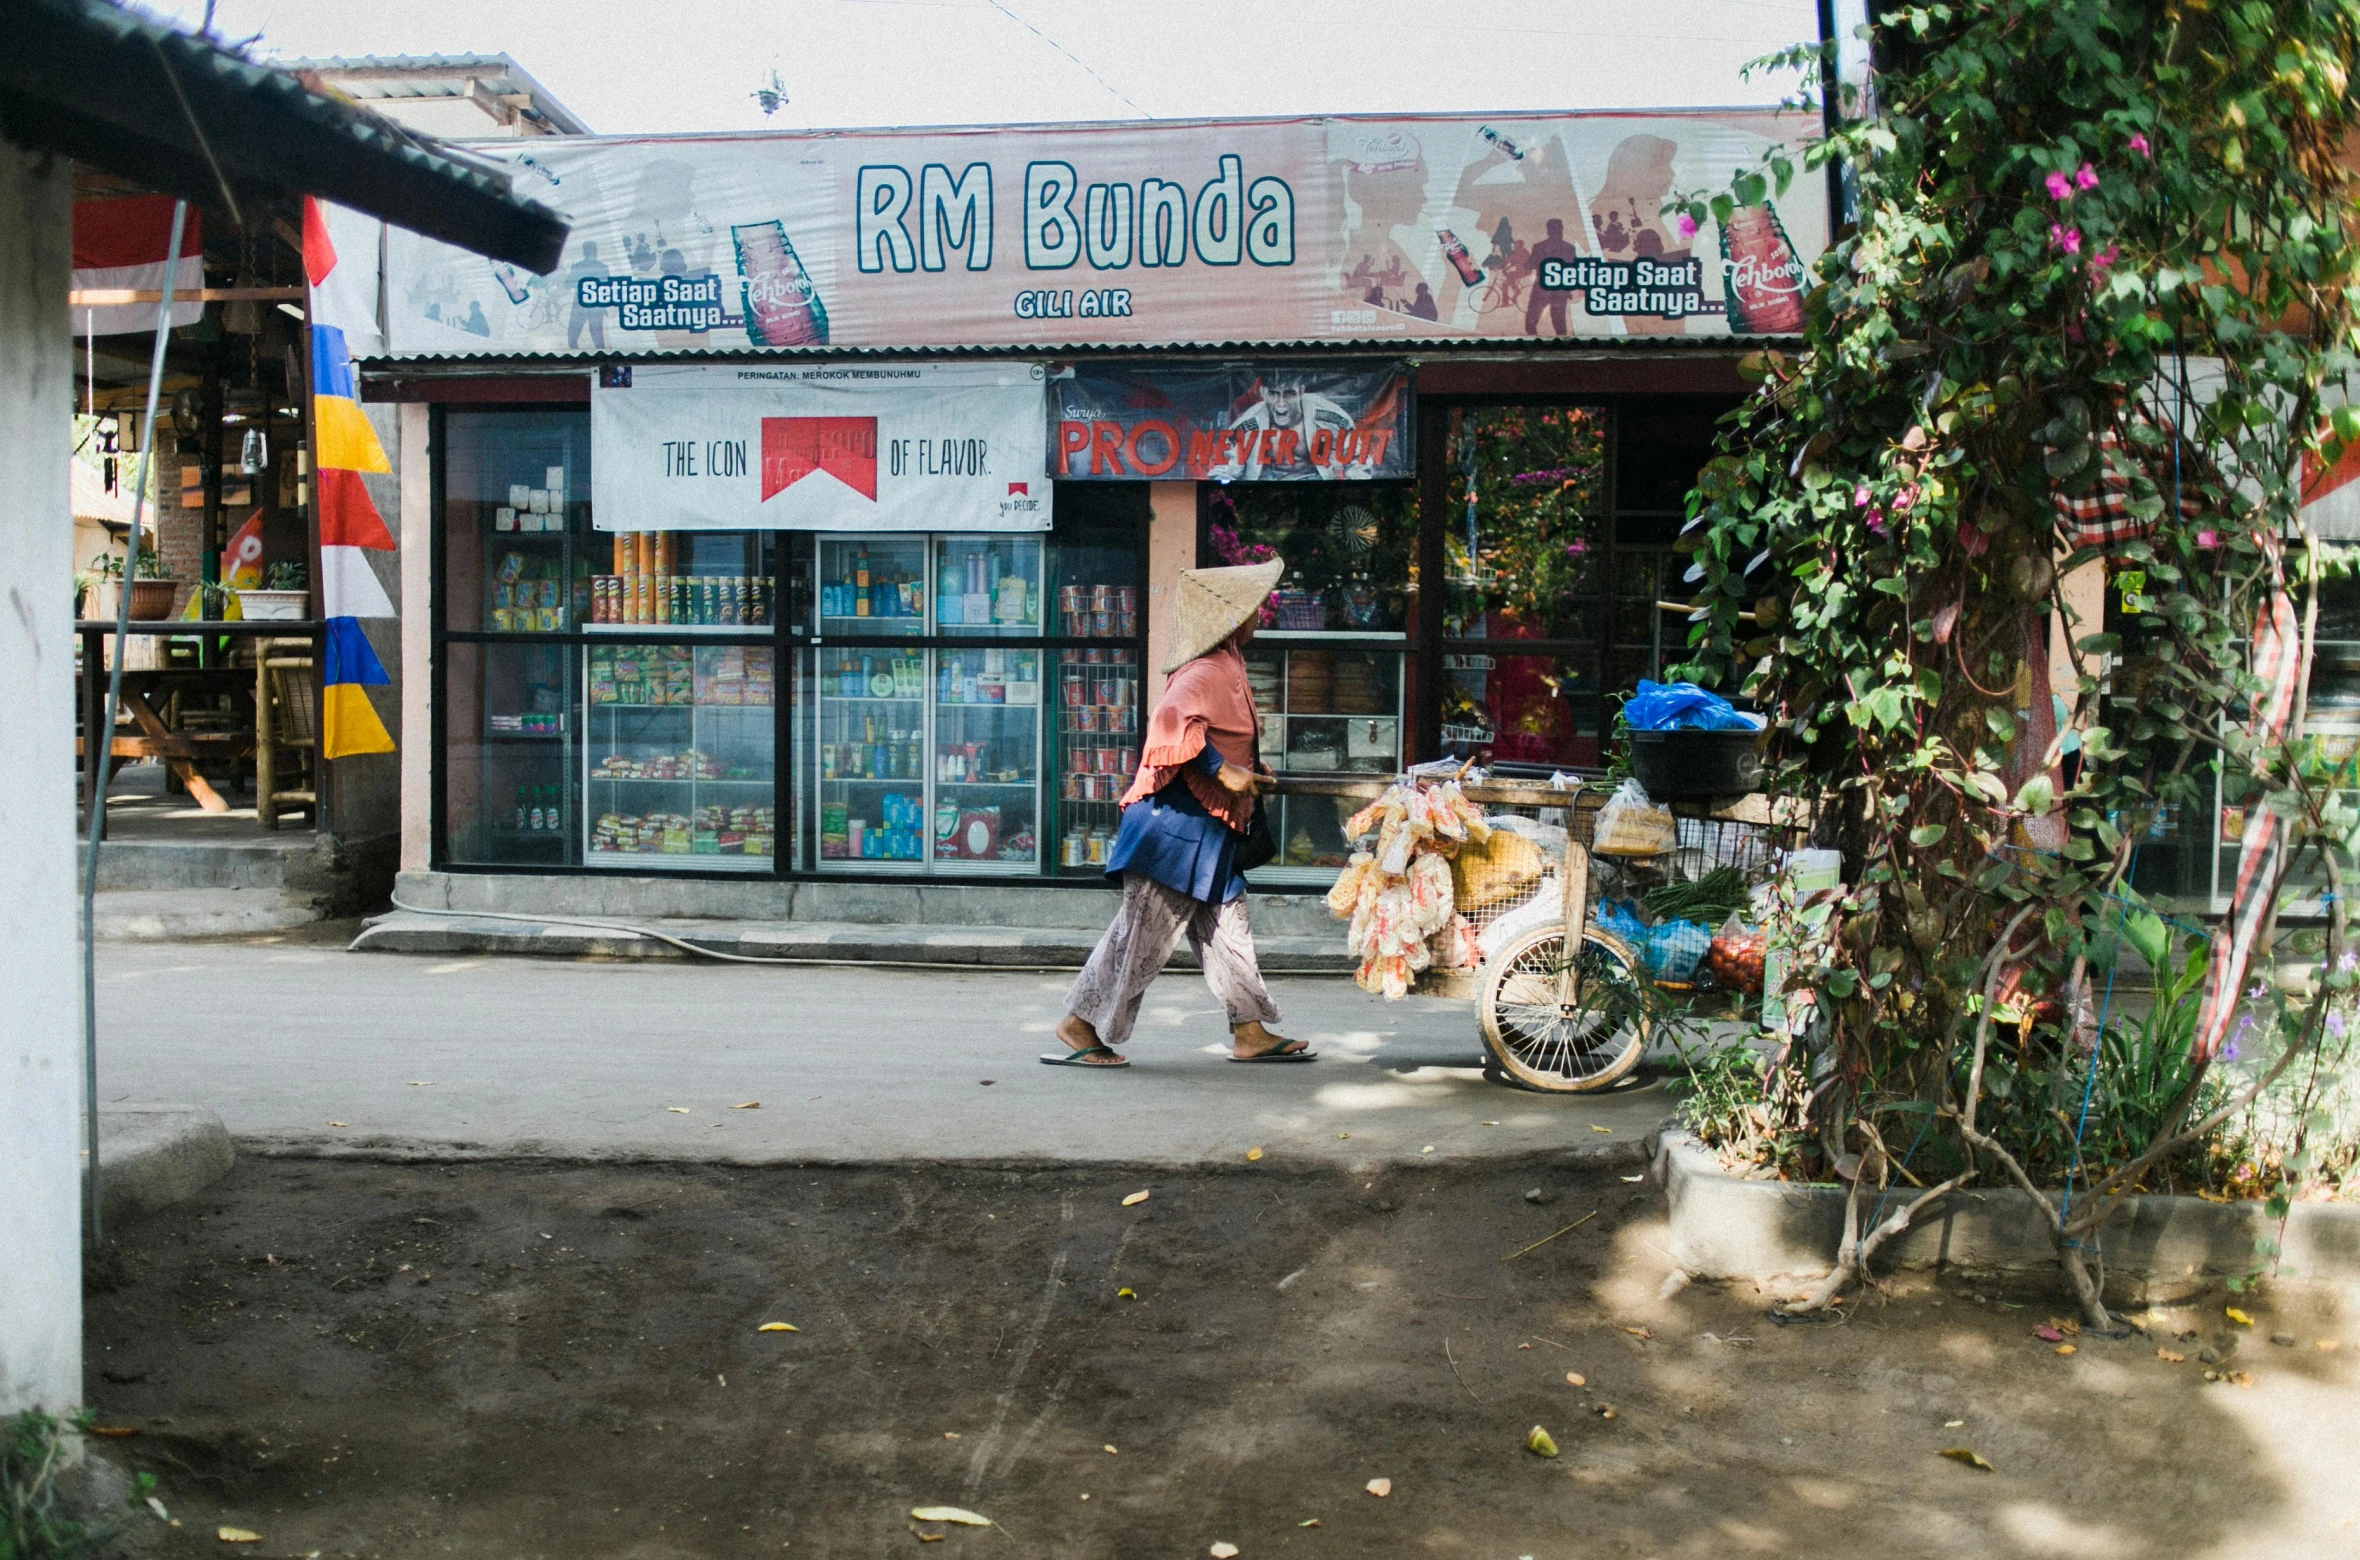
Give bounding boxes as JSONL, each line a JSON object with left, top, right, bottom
{"left": 145, "top": 0, "right": 1821, "bottom": 136}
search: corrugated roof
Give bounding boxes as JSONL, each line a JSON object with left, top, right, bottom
{"left": 1, "top": 1, "right": 571, "bottom": 270}
{"left": 281, "top": 53, "right": 594, "bottom": 137}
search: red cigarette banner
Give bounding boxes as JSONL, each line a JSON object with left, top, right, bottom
{"left": 1050, "top": 363, "right": 1410, "bottom": 481}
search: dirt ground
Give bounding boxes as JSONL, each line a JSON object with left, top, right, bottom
{"left": 81, "top": 1158, "right": 2360, "bottom": 1560}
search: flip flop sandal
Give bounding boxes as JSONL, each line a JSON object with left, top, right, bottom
{"left": 1229, "top": 1041, "right": 1317, "bottom": 1063}
{"left": 1039, "top": 1044, "right": 1130, "bottom": 1069}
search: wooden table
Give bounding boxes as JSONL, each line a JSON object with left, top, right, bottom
{"left": 77, "top": 620, "right": 323, "bottom": 833}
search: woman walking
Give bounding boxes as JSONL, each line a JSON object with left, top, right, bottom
{"left": 1044, "top": 558, "right": 1313, "bottom": 1069}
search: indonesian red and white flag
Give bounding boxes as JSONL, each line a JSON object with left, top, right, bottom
{"left": 71, "top": 196, "right": 202, "bottom": 336}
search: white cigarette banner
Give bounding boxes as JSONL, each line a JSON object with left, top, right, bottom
{"left": 590, "top": 362, "right": 1051, "bottom": 532}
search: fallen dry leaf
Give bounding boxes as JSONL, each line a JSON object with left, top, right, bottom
{"left": 910, "top": 1506, "right": 991, "bottom": 1526}
{"left": 665, "top": 1107, "right": 691, "bottom": 1114}
{"left": 2319, "top": 1340, "right": 2341, "bottom": 1352}
{"left": 1622, "top": 1327, "right": 1653, "bottom": 1340}
{"left": 1103, "top": 1445, "right": 1118, "bottom": 1455}
{"left": 757, "top": 1322, "right": 799, "bottom": 1333}
{"left": 1117, "top": 1287, "right": 1137, "bottom": 1300}
{"left": 1481, "top": 1120, "right": 1499, "bottom": 1126}
{"left": 216, "top": 1528, "right": 262, "bottom": 1544}
{"left": 1209, "top": 1545, "right": 1240, "bottom": 1559}
{"left": 1365, "top": 1478, "right": 1392, "bottom": 1498}
{"left": 1121, "top": 1190, "right": 1151, "bottom": 1207}
{"left": 942, "top": 1432, "right": 960, "bottom": 1440}
{"left": 1589, "top": 1125, "right": 1613, "bottom": 1134}
{"left": 731, "top": 1101, "right": 761, "bottom": 1110}
{"left": 1938, "top": 1448, "right": 1994, "bottom": 1472}
{"left": 1526, "top": 1425, "right": 1559, "bottom": 1458}
{"left": 326, "top": 1121, "right": 347, "bottom": 1128}
{"left": 2054, "top": 1344, "right": 2077, "bottom": 1357}
{"left": 1595, "top": 1405, "right": 1617, "bottom": 1419}
{"left": 1297, "top": 1519, "right": 1321, "bottom": 1528}
{"left": 2157, "top": 1348, "right": 2187, "bottom": 1363}
{"left": 1566, "top": 1372, "right": 1587, "bottom": 1387}
{"left": 1246, "top": 1147, "right": 1263, "bottom": 1162}
{"left": 145, "top": 1496, "right": 169, "bottom": 1521}
{"left": 2226, "top": 1306, "right": 2255, "bottom": 1327}
{"left": 1943, "top": 1420, "right": 1965, "bottom": 1429}
{"left": 2227, "top": 1370, "right": 2255, "bottom": 1389}
{"left": 87, "top": 1425, "right": 139, "bottom": 1438}
{"left": 407, "top": 1081, "right": 433, "bottom": 1087}
{"left": 2032, "top": 1325, "right": 2066, "bottom": 1343}
{"left": 910, "top": 1528, "right": 944, "bottom": 1544}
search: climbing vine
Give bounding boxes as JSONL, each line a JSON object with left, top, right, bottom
{"left": 1668, "top": 0, "right": 2360, "bottom": 1322}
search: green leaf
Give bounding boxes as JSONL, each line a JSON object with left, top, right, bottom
{"left": 1908, "top": 823, "right": 1948, "bottom": 847}
{"left": 2012, "top": 775, "right": 2056, "bottom": 816}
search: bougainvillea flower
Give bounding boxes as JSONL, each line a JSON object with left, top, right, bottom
{"left": 1864, "top": 509, "right": 1887, "bottom": 536}
{"left": 2050, "top": 223, "right": 2082, "bottom": 255}
{"left": 2045, "top": 171, "right": 2075, "bottom": 200}
{"left": 1675, "top": 212, "right": 1698, "bottom": 241}
{"left": 2129, "top": 131, "right": 2151, "bottom": 157}
{"left": 2074, "top": 162, "right": 2099, "bottom": 191}
{"left": 1854, "top": 484, "right": 1873, "bottom": 508}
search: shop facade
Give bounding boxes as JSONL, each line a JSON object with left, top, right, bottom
{"left": 341, "top": 107, "right": 1828, "bottom": 901}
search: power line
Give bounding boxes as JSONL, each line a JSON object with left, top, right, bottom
{"left": 982, "top": 0, "right": 1153, "bottom": 119}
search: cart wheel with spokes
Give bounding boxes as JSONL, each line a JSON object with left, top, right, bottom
{"left": 1477, "top": 923, "right": 1651, "bottom": 1093}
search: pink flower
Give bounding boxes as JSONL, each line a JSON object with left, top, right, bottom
{"left": 1864, "top": 509, "right": 1887, "bottom": 536}
{"left": 1675, "top": 213, "right": 1698, "bottom": 241}
{"left": 2050, "top": 223, "right": 2082, "bottom": 255}
{"left": 2074, "top": 162, "right": 2098, "bottom": 191}
{"left": 2129, "top": 132, "right": 2151, "bottom": 158}
{"left": 2044, "top": 171, "right": 2075, "bottom": 201}
{"left": 1853, "top": 484, "right": 1872, "bottom": 508}
{"left": 1894, "top": 483, "right": 1919, "bottom": 512}
{"left": 2091, "top": 244, "right": 2120, "bottom": 273}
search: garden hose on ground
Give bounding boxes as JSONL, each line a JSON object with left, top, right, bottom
{"left": 382, "top": 893, "right": 1089, "bottom": 971}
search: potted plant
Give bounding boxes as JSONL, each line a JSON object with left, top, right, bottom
{"left": 84, "top": 542, "right": 175, "bottom": 620}
{"left": 115, "top": 540, "right": 177, "bottom": 620}
{"left": 238, "top": 559, "right": 309, "bottom": 620}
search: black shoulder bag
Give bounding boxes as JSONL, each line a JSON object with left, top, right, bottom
{"left": 1237, "top": 730, "right": 1279, "bottom": 873}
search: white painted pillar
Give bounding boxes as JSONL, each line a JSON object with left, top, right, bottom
{"left": 0, "top": 140, "right": 83, "bottom": 1416}
{"left": 1144, "top": 480, "right": 1198, "bottom": 712}
{"left": 398, "top": 401, "right": 432, "bottom": 873}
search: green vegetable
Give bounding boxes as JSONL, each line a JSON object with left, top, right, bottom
{"left": 1643, "top": 866, "right": 1748, "bottom": 925}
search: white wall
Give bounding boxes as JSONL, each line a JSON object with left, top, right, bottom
{"left": 0, "top": 140, "right": 83, "bottom": 1416}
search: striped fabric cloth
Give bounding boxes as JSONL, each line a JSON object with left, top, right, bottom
{"left": 2191, "top": 535, "right": 2302, "bottom": 1063}
{"left": 304, "top": 197, "right": 398, "bottom": 759}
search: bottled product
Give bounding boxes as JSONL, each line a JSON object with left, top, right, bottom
{"left": 734, "top": 220, "right": 829, "bottom": 347}
{"left": 1437, "top": 229, "right": 1484, "bottom": 286}
{"left": 1720, "top": 202, "right": 1807, "bottom": 334}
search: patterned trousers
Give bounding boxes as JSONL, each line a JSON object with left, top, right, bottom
{"left": 1065, "top": 875, "right": 1282, "bottom": 1045}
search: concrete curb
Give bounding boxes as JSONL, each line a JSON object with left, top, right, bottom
{"left": 231, "top": 1133, "right": 1659, "bottom": 1172}
{"left": 350, "top": 909, "right": 1357, "bottom": 974}
{"left": 1650, "top": 1127, "right": 2360, "bottom": 1301}
{"left": 97, "top": 1106, "right": 235, "bottom": 1225}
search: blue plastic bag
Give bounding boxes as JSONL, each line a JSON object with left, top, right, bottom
{"left": 1595, "top": 898, "right": 1650, "bottom": 949}
{"left": 1644, "top": 919, "right": 1712, "bottom": 981}
{"left": 1621, "top": 679, "right": 1760, "bottom": 732}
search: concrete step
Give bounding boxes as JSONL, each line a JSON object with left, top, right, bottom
{"left": 92, "top": 887, "right": 328, "bottom": 941}
{"left": 352, "top": 908, "right": 1356, "bottom": 973}
{"left": 89, "top": 834, "right": 318, "bottom": 891}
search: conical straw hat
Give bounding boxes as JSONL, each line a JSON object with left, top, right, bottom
{"left": 1162, "top": 557, "right": 1285, "bottom": 672}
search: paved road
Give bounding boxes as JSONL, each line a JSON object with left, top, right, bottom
{"left": 95, "top": 939, "right": 1677, "bottom": 1168}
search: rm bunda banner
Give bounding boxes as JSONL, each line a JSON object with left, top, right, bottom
{"left": 369, "top": 109, "right": 1824, "bottom": 358}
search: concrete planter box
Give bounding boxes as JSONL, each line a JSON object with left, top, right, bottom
{"left": 1652, "top": 1128, "right": 2360, "bottom": 1301}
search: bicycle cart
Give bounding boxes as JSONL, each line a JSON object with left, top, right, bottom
{"left": 1282, "top": 774, "right": 1807, "bottom": 1093}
